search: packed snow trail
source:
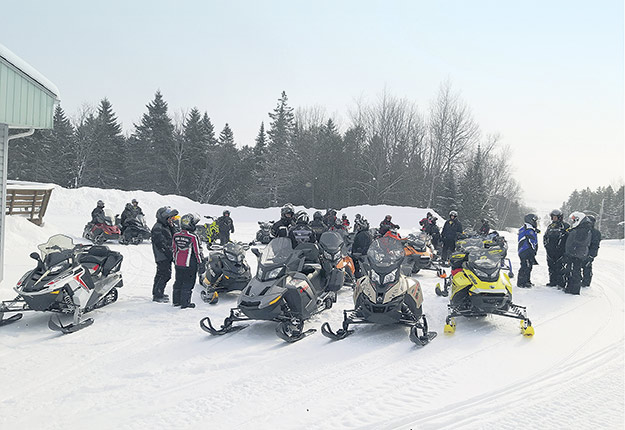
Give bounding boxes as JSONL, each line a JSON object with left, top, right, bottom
{"left": 0, "top": 185, "right": 622, "bottom": 429}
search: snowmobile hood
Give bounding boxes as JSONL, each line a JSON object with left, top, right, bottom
{"left": 367, "top": 237, "right": 404, "bottom": 268}
{"left": 319, "top": 231, "right": 344, "bottom": 254}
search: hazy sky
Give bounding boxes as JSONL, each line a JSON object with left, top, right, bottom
{"left": 1, "top": 0, "right": 623, "bottom": 212}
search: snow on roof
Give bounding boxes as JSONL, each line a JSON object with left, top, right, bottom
{"left": 0, "top": 43, "right": 60, "bottom": 99}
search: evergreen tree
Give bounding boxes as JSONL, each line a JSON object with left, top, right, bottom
{"left": 43, "top": 105, "right": 75, "bottom": 187}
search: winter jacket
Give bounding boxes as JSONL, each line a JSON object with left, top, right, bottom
{"left": 380, "top": 219, "right": 400, "bottom": 231}
{"left": 352, "top": 230, "right": 373, "bottom": 256}
{"left": 441, "top": 219, "right": 463, "bottom": 243}
{"left": 323, "top": 214, "right": 337, "bottom": 228}
{"left": 271, "top": 217, "right": 295, "bottom": 237}
{"left": 517, "top": 223, "right": 538, "bottom": 259}
{"left": 91, "top": 207, "right": 106, "bottom": 224}
{"left": 310, "top": 219, "right": 327, "bottom": 241}
{"left": 216, "top": 215, "right": 235, "bottom": 234}
{"left": 565, "top": 219, "right": 592, "bottom": 260}
{"left": 151, "top": 220, "right": 175, "bottom": 263}
{"left": 589, "top": 227, "right": 602, "bottom": 258}
{"left": 173, "top": 230, "right": 204, "bottom": 268}
{"left": 543, "top": 221, "right": 570, "bottom": 257}
{"left": 288, "top": 223, "right": 317, "bottom": 248}
{"left": 121, "top": 205, "right": 144, "bottom": 226}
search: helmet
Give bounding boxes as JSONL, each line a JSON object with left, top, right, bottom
{"left": 295, "top": 211, "right": 309, "bottom": 224}
{"left": 385, "top": 214, "right": 392, "bottom": 220}
{"left": 524, "top": 213, "right": 538, "bottom": 228}
{"left": 97, "top": 200, "right": 105, "bottom": 208}
{"left": 355, "top": 213, "right": 362, "bottom": 220}
{"left": 131, "top": 198, "right": 138, "bottom": 205}
{"left": 341, "top": 213, "right": 347, "bottom": 219}
{"left": 223, "top": 210, "right": 230, "bottom": 216}
{"left": 156, "top": 206, "right": 179, "bottom": 224}
{"left": 313, "top": 211, "right": 322, "bottom": 220}
{"left": 549, "top": 209, "right": 563, "bottom": 220}
{"left": 334, "top": 218, "right": 343, "bottom": 226}
{"left": 569, "top": 211, "right": 586, "bottom": 229}
{"left": 180, "top": 213, "right": 200, "bottom": 231}
{"left": 449, "top": 210, "right": 458, "bottom": 218}
{"left": 281, "top": 204, "right": 294, "bottom": 218}
{"left": 328, "top": 208, "right": 337, "bottom": 216}
{"left": 427, "top": 212, "right": 433, "bottom": 218}
{"left": 357, "top": 218, "right": 370, "bottom": 231}
{"left": 587, "top": 214, "right": 596, "bottom": 226}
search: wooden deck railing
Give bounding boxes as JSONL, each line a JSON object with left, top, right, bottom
{"left": 5, "top": 186, "right": 53, "bottom": 226}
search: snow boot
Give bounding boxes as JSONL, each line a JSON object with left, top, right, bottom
{"left": 181, "top": 302, "right": 196, "bottom": 309}
{"left": 172, "top": 289, "right": 181, "bottom": 306}
{"left": 153, "top": 295, "right": 169, "bottom": 303}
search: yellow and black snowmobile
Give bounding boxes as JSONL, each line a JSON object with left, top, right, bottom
{"left": 435, "top": 239, "right": 534, "bottom": 337}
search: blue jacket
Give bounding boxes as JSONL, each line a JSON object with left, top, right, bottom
{"left": 518, "top": 224, "right": 538, "bottom": 259}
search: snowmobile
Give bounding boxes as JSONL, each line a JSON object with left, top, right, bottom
{"left": 321, "top": 236, "right": 437, "bottom": 346}
{"left": 318, "top": 231, "right": 355, "bottom": 287}
{"left": 200, "top": 242, "right": 252, "bottom": 304}
{"left": 434, "top": 241, "right": 534, "bottom": 336}
{"left": 118, "top": 213, "right": 151, "bottom": 245}
{"left": 254, "top": 221, "right": 274, "bottom": 245}
{"left": 403, "top": 232, "right": 445, "bottom": 277}
{"left": 0, "top": 234, "right": 123, "bottom": 333}
{"left": 83, "top": 208, "right": 122, "bottom": 244}
{"left": 195, "top": 215, "right": 220, "bottom": 247}
{"left": 200, "top": 237, "right": 342, "bottom": 342}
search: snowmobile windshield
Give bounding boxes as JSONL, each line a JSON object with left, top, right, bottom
{"left": 260, "top": 238, "right": 294, "bottom": 265}
{"left": 103, "top": 208, "right": 116, "bottom": 225}
{"left": 467, "top": 248, "right": 502, "bottom": 280}
{"left": 224, "top": 243, "right": 244, "bottom": 262}
{"left": 456, "top": 237, "right": 484, "bottom": 253}
{"left": 367, "top": 237, "right": 404, "bottom": 268}
{"left": 38, "top": 234, "right": 75, "bottom": 259}
{"left": 319, "top": 231, "right": 343, "bottom": 254}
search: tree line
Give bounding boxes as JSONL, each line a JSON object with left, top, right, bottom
{"left": 8, "top": 83, "right": 534, "bottom": 229}
{"left": 561, "top": 185, "right": 624, "bottom": 239}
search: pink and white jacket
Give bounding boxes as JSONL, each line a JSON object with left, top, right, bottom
{"left": 173, "top": 230, "right": 204, "bottom": 268}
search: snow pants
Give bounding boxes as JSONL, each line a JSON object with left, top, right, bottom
{"left": 564, "top": 257, "right": 584, "bottom": 295}
{"left": 173, "top": 265, "right": 197, "bottom": 306}
{"left": 153, "top": 260, "right": 172, "bottom": 298}
{"left": 219, "top": 231, "right": 231, "bottom": 245}
{"left": 581, "top": 258, "right": 593, "bottom": 287}
{"left": 441, "top": 240, "right": 455, "bottom": 263}
{"left": 517, "top": 257, "right": 534, "bottom": 287}
{"left": 546, "top": 253, "right": 566, "bottom": 287}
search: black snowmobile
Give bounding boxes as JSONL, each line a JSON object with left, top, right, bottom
{"left": 119, "top": 213, "right": 151, "bottom": 245}
{"left": 200, "top": 242, "right": 252, "bottom": 304}
{"left": 200, "top": 237, "right": 342, "bottom": 342}
{"left": 254, "top": 221, "right": 274, "bottom": 245}
{"left": 0, "top": 234, "right": 123, "bottom": 333}
{"left": 318, "top": 231, "right": 356, "bottom": 288}
{"left": 321, "top": 236, "right": 437, "bottom": 345}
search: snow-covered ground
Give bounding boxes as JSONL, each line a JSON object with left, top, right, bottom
{"left": 1, "top": 185, "right": 623, "bottom": 430}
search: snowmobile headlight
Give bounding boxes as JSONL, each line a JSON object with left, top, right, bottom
{"left": 265, "top": 267, "right": 284, "bottom": 281}
{"left": 48, "top": 263, "right": 69, "bottom": 275}
{"left": 225, "top": 252, "right": 238, "bottom": 262}
{"left": 370, "top": 271, "right": 381, "bottom": 285}
{"left": 383, "top": 270, "right": 397, "bottom": 284}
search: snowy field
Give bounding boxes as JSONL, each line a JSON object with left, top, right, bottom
{"left": 0, "top": 185, "right": 623, "bottom": 430}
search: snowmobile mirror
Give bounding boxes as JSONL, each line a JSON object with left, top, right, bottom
{"left": 29, "top": 252, "right": 41, "bottom": 261}
{"left": 251, "top": 248, "right": 261, "bottom": 258}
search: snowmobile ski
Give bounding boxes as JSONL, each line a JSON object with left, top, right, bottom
{"left": 320, "top": 322, "right": 353, "bottom": 341}
{"left": 199, "top": 316, "right": 247, "bottom": 335}
{"left": 409, "top": 325, "right": 437, "bottom": 346}
{"left": 275, "top": 320, "right": 316, "bottom": 343}
{"left": 48, "top": 315, "right": 94, "bottom": 334}
{"left": 0, "top": 312, "right": 23, "bottom": 326}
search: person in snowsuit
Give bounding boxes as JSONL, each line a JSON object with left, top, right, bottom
{"left": 478, "top": 219, "right": 490, "bottom": 236}
{"left": 563, "top": 212, "right": 592, "bottom": 295}
{"left": 441, "top": 211, "right": 463, "bottom": 263}
{"left": 379, "top": 215, "right": 400, "bottom": 236}
{"left": 151, "top": 206, "right": 179, "bottom": 302}
{"left": 172, "top": 213, "right": 205, "bottom": 308}
{"left": 271, "top": 204, "right": 295, "bottom": 237}
{"left": 419, "top": 212, "right": 434, "bottom": 231}
{"left": 582, "top": 215, "right": 601, "bottom": 287}
{"left": 288, "top": 211, "right": 317, "bottom": 248}
{"left": 91, "top": 200, "right": 106, "bottom": 224}
{"left": 341, "top": 214, "right": 350, "bottom": 228}
{"left": 216, "top": 210, "right": 235, "bottom": 244}
{"left": 517, "top": 214, "right": 539, "bottom": 288}
{"left": 543, "top": 209, "right": 570, "bottom": 287}
{"left": 323, "top": 209, "right": 338, "bottom": 229}
{"left": 428, "top": 217, "right": 442, "bottom": 251}
{"left": 351, "top": 218, "right": 372, "bottom": 278}
{"left": 310, "top": 211, "right": 327, "bottom": 241}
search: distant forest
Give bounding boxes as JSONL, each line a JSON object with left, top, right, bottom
{"left": 561, "top": 186, "right": 624, "bottom": 239}
{"left": 6, "top": 83, "right": 571, "bottom": 230}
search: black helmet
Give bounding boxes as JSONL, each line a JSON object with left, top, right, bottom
{"left": 156, "top": 206, "right": 178, "bottom": 224}
{"left": 385, "top": 214, "right": 392, "bottom": 220}
{"left": 180, "top": 213, "right": 200, "bottom": 231}
{"left": 427, "top": 212, "right": 433, "bottom": 218}
{"left": 341, "top": 213, "right": 347, "bottom": 219}
{"left": 355, "top": 213, "right": 362, "bottom": 220}
{"left": 313, "top": 211, "right": 322, "bottom": 220}
{"left": 281, "top": 204, "right": 294, "bottom": 218}
{"left": 549, "top": 209, "right": 563, "bottom": 220}
{"left": 131, "top": 198, "right": 138, "bottom": 205}
{"left": 524, "top": 213, "right": 538, "bottom": 228}
{"left": 295, "top": 211, "right": 309, "bottom": 224}
{"left": 223, "top": 210, "right": 231, "bottom": 216}
{"left": 97, "top": 200, "right": 105, "bottom": 208}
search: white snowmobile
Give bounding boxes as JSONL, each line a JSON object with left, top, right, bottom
{"left": 0, "top": 234, "right": 123, "bottom": 333}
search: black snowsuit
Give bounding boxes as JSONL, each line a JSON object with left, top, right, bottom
{"left": 351, "top": 230, "right": 373, "bottom": 278}
{"left": 151, "top": 219, "right": 175, "bottom": 299}
{"left": 91, "top": 207, "right": 106, "bottom": 224}
{"left": 310, "top": 219, "right": 327, "bottom": 241}
{"left": 216, "top": 215, "right": 235, "bottom": 245}
{"left": 582, "top": 226, "right": 601, "bottom": 287}
{"left": 441, "top": 218, "right": 463, "bottom": 262}
{"left": 563, "top": 219, "right": 592, "bottom": 295}
{"left": 423, "top": 221, "right": 441, "bottom": 250}
{"left": 323, "top": 213, "right": 337, "bottom": 228}
{"left": 379, "top": 219, "right": 400, "bottom": 236}
{"left": 271, "top": 216, "right": 294, "bottom": 237}
{"left": 120, "top": 204, "right": 144, "bottom": 227}
{"left": 288, "top": 222, "right": 317, "bottom": 248}
{"left": 543, "top": 220, "right": 570, "bottom": 287}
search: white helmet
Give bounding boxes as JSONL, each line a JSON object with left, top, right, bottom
{"left": 569, "top": 211, "right": 586, "bottom": 229}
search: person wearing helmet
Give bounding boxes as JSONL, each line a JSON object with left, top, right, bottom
{"left": 582, "top": 215, "right": 602, "bottom": 288}
{"left": 478, "top": 219, "right": 490, "bottom": 236}
{"left": 151, "top": 206, "right": 179, "bottom": 303}
{"left": 172, "top": 213, "right": 205, "bottom": 308}
{"left": 441, "top": 210, "right": 463, "bottom": 264}
{"left": 216, "top": 209, "right": 235, "bottom": 244}
{"left": 322, "top": 209, "right": 338, "bottom": 228}
{"left": 271, "top": 204, "right": 296, "bottom": 237}
{"left": 517, "top": 214, "right": 539, "bottom": 288}
{"left": 311, "top": 210, "right": 327, "bottom": 241}
{"left": 351, "top": 217, "right": 373, "bottom": 277}
{"left": 91, "top": 200, "right": 106, "bottom": 225}
{"left": 543, "top": 209, "right": 570, "bottom": 287}
{"left": 288, "top": 211, "right": 316, "bottom": 247}
{"left": 563, "top": 211, "right": 592, "bottom": 295}
{"left": 379, "top": 215, "right": 400, "bottom": 236}
{"left": 341, "top": 214, "right": 350, "bottom": 228}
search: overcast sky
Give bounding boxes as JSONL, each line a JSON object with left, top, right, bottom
{"left": 1, "top": 0, "right": 623, "bottom": 212}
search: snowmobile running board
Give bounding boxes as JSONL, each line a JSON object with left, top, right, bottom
{"left": 48, "top": 315, "right": 94, "bottom": 334}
